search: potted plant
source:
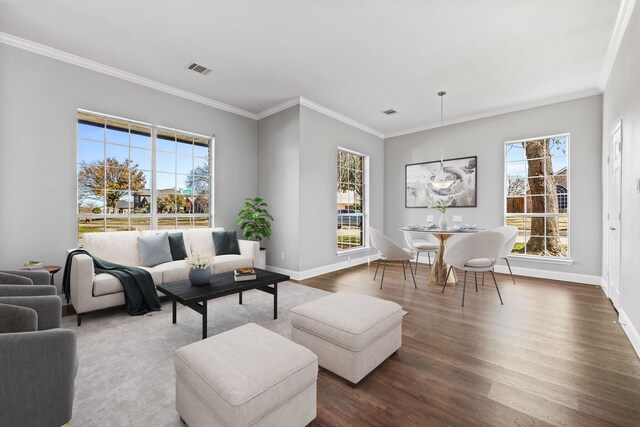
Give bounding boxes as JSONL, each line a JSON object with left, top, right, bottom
{"left": 236, "top": 197, "right": 274, "bottom": 268}
{"left": 435, "top": 199, "right": 450, "bottom": 229}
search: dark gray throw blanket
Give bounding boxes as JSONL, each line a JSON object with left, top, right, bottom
{"left": 63, "top": 249, "right": 161, "bottom": 316}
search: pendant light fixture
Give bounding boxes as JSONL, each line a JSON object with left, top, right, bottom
{"left": 431, "top": 91, "right": 455, "bottom": 189}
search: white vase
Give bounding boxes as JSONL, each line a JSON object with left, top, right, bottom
{"left": 439, "top": 213, "right": 449, "bottom": 230}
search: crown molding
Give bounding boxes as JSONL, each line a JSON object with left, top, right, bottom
{"left": 1, "top": 31, "right": 612, "bottom": 139}
{"left": 384, "top": 88, "right": 602, "bottom": 139}
{"left": 256, "top": 97, "right": 300, "bottom": 120}
{"left": 0, "top": 32, "right": 258, "bottom": 120}
{"left": 598, "top": 0, "right": 637, "bottom": 91}
{"left": 299, "top": 97, "right": 384, "bottom": 139}
{"left": 257, "top": 97, "right": 385, "bottom": 139}
{"left": 0, "top": 31, "right": 385, "bottom": 137}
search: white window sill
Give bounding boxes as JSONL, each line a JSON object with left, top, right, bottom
{"left": 507, "top": 255, "right": 574, "bottom": 265}
{"left": 337, "top": 247, "right": 372, "bottom": 256}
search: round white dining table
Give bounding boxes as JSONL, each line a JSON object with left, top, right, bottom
{"left": 399, "top": 226, "right": 483, "bottom": 286}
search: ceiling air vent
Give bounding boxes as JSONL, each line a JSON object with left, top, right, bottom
{"left": 382, "top": 108, "right": 397, "bottom": 115}
{"left": 186, "top": 61, "right": 212, "bottom": 75}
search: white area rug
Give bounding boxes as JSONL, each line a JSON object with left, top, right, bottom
{"left": 61, "top": 282, "right": 330, "bottom": 426}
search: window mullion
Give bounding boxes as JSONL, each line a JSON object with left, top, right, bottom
{"left": 151, "top": 126, "right": 158, "bottom": 230}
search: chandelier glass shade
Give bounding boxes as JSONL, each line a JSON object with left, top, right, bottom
{"left": 432, "top": 91, "right": 455, "bottom": 190}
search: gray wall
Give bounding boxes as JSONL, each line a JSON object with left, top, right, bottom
{"left": 257, "top": 106, "right": 301, "bottom": 270}
{"left": 299, "top": 106, "right": 383, "bottom": 271}
{"left": 0, "top": 45, "right": 257, "bottom": 288}
{"left": 602, "top": 5, "right": 640, "bottom": 334}
{"left": 384, "top": 95, "right": 603, "bottom": 276}
{"left": 257, "top": 105, "right": 384, "bottom": 273}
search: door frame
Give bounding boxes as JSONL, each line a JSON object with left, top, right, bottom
{"left": 607, "top": 120, "right": 622, "bottom": 308}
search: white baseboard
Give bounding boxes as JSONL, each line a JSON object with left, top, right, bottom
{"left": 267, "top": 253, "right": 379, "bottom": 281}
{"left": 264, "top": 265, "right": 301, "bottom": 280}
{"left": 410, "top": 257, "right": 602, "bottom": 286}
{"left": 600, "top": 276, "right": 609, "bottom": 297}
{"left": 492, "top": 264, "right": 601, "bottom": 286}
{"left": 619, "top": 309, "right": 640, "bottom": 359}
{"left": 269, "top": 255, "right": 601, "bottom": 285}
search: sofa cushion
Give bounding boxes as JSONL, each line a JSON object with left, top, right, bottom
{"left": 93, "top": 268, "right": 163, "bottom": 297}
{"left": 83, "top": 231, "right": 141, "bottom": 266}
{"left": 148, "top": 260, "right": 189, "bottom": 283}
{"left": 184, "top": 227, "right": 224, "bottom": 257}
{"left": 214, "top": 255, "right": 253, "bottom": 274}
{"left": 137, "top": 233, "right": 172, "bottom": 267}
{"left": 168, "top": 233, "right": 188, "bottom": 261}
{"left": 290, "top": 291, "right": 403, "bottom": 352}
{"left": 93, "top": 274, "right": 123, "bottom": 297}
{"left": 212, "top": 230, "right": 241, "bottom": 256}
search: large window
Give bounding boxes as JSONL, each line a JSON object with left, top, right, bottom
{"left": 77, "top": 110, "right": 212, "bottom": 241}
{"left": 505, "top": 134, "right": 569, "bottom": 258}
{"left": 337, "top": 149, "right": 367, "bottom": 252}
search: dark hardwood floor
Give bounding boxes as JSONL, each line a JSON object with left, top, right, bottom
{"left": 297, "top": 262, "right": 640, "bottom": 427}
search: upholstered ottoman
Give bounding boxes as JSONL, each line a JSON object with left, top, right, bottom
{"left": 290, "top": 291, "right": 403, "bottom": 384}
{"left": 175, "top": 323, "right": 318, "bottom": 427}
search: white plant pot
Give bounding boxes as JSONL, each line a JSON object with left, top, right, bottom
{"left": 439, "top": 213, "right": 449, "bottom": 230}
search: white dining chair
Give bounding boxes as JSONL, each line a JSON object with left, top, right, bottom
{"left": 492, "top": 226, "right": 519, "bottom": 285}
{"left": 369, "top": 227, "right": 417, "bottom": 289}
{"left": 403, "top": 231, "right": 439, "bottom": 274}
{"left": 442, "top": 231, "right": 504, "bottom": 306}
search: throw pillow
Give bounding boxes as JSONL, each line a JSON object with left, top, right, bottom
{"left": 168, "top": 233, "right": 188, "bottom": 261}
{"left": 212, "top": 230, "right": 241, "bottom": 256}
{"left": 0, "top": 272, "right": 33, "bottom": 285}
{"left": 137, "top": 233, "right": 173, "bottom": 267}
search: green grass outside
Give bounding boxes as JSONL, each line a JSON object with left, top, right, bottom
{"left": 512, "top": 242, "right": 568, "bottom": 254}
{"left": 337, "top": 235, "right": 362, "bottom": 244}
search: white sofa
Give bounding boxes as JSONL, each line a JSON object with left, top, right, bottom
{"left": 69, "top": 227, "right": 262, "bottom": 323}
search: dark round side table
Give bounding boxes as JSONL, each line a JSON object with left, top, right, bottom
{"left": 21, "top": 265, "right": 61, "bottom": 286}
{"left": 44, "top": 265, "right": 62, "bottom": 286}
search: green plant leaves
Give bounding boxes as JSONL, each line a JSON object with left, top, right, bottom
{"left": 237, "top": 196, "right": 274, "bottom": 241}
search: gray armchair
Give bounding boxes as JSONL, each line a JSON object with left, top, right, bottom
{"left": 0, "top": 269, "right": 51, "bottom": 286}
{"left": 0, "top": 272, "right": 77, "bottom": 427}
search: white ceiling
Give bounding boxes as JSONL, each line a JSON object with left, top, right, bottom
{"left": 0, "top": 0, "right": 622, "bottom": 136}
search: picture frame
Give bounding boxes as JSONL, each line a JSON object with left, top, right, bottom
{"left": 405, "top": 156, "right": 477, "bottom": 208}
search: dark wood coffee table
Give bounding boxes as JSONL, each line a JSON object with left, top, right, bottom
{"left": 156, "top": 268, "right": 290, "bottom": 339}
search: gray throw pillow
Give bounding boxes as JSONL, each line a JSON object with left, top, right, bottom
{"left": 0, "top": 272, "right": 33, "bottom": 285}
{"left": 137, "top": 233, "right": 173, "bottom": 267}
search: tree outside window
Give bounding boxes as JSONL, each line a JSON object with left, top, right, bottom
{"left": 337, "top": 149, "right": 367, "bottom": 251}
{"left": 505, "top": 134, "right": 569, "bottom": 258}
{"left": 77, "top": 111, "right": 212, "bottom": 241}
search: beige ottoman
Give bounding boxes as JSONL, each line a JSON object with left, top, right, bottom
{"left": 290, "top": 291, "right": 403, "bottom": 384}
{"left": 175, "top": 323, "right": 318, "bottom": 427}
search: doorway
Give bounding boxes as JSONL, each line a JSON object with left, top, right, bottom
{"left": 607, "top": 121, "right": 622, "bottom": 309}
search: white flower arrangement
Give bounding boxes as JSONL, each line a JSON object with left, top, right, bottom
{"left": 185, "top": 253, "right": 215, "bottom": 270}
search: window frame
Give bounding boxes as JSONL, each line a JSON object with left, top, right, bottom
{"left": 503, "top": 133, "right": 570, "bottom": 261}
{"left": 336, "top": 147, "right": 369, "bottom": 254}
{"left": 76, "top": 109, "right": 213, "bottom": 240}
